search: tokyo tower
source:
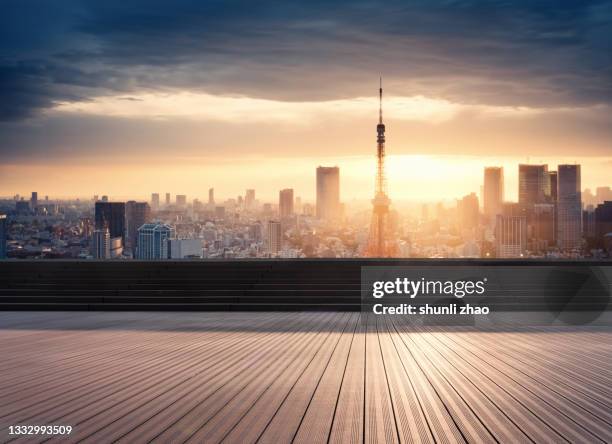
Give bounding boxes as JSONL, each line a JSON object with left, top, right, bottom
{"left": 367, "top": 79, "right": 397, "bottom": 257}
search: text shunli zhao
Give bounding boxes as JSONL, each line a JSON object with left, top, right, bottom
{"left": 370, "top": 278, "right": 490, "bottom": 315}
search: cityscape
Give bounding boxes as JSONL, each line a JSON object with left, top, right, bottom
{"left": 1, "top": 84, "right": 611, "bottom": 261}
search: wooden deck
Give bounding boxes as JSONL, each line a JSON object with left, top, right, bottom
{"left": 1, "top": 311, "right": 611, "bottom": 443}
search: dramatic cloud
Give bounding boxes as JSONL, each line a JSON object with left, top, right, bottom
{"left": 1, "top": 0, "right": 612, "bottom": 121}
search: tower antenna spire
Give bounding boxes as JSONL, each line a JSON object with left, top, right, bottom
{"left": 379, "top": 77, "right": 383, "bottom": 124}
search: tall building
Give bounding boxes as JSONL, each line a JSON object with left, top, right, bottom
{"left": 548, "top": 171, "right": 558, "bottom": 202}
{"left": 169, "top": 238, "right": 202, "bottom": 258}
{"left": 30, "top": 192, "right": 38, "bottom": 211}
{"left": 596, "top": 187, "right": 612, "bottom": 204}
{"left": 279, "top": 189, "right": 294, "bottom": 218}
{"left": 151, "top": 193, "right": 160, "bottom": 210}
{"left": 483, "top": 167, "right": 504, "bottom": 222}
{"left": 495, "top": 204, "right": 527, "bottom": 258}
{"left": 557, "top": 164, "right": 582, "bottom": 250}
{"left": 457, "top": 193, "right": 479, "bottom": 232}
{"left": 0, "top": 214, "right": 6, "bottom": 259}
{"left": 125, "top": 201, "right": 151, "bottom": 252}
{"left": 267, "top": 220, "right": 282, "bottom": 255}
{"left": 92, "top": 228, "right": 110, "bottom": 259}
{"left": 94, "top": 202, "right": 126, "bottom": 244}
{"left": 533, "top": 203, "right": 556, "bottom": 252}
{"left": 518, "top": 164, "right": 549, "bottom": 209}
{"left": 245, "top": 189, "right": 256, "bottom": 210}
{"left": 367, "top": 80, "right": 395, "bottom": 257}
{"left": 15, "top": 200, "right": 30, "bottom": 215}
{"left": 208, "top": 188, "right": 215, "bottom": 205}
{"left": 136, "top": 223, "right": 174, "bottom": 259}
{"left": 594, "top": 201, "right": 612, "bottom": 246}
{"left": 176, "top": 195, "right": 187, "bottom": 208}
{"left": 165, "top": 193, "right": 171, "bottom": 205}
{"left": 316, "top": 166, "right": 340, "bottom": 221}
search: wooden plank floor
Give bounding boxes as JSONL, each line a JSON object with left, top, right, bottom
{"left": 0, "top": 312, "right": 611, "bottom": 444}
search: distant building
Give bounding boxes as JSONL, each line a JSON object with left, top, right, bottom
{"left": 316, "top": 166, "right": 340, "bottom": 221}
{"left": 596, "top": 187, "right": 612, "bottom": 204}
{"left": 101, "top": 195, "right": 109, "bottom": 202}
{"left": 165, "top": 193, "right": 171, "bottom": 205}
{"left": 92, "top": 228, "right": 110, "bottom": 259}
{"left": 30, "top": 192, "right": 38, "bottom": 211}
{"left": 110, "top": 236, "right": 123, "bottom": 258}
{"left": 94, "top": 202, "right": 126, "bottom": 246}
{"left": 267, "top": 220, "right": 282, "bottom": 255}
{"left": 215, "top": 206, "right": 225, "bottom": 219}
{"left": 557, "top": 164, "right": 582, "bottom": 250}
{"left": 457, "top": 193, "right": 479, "bottom": 232}
{"left": 249, "top": 222, "right": 263, "bottom": 243}
{"left": 548, "top": 171, "right": 558, "bottom": 202}
{"left": 136, "top": 223, "right": 174, "bottom": 259}
{"left": 169, "top": 238, "right": 202, "bottom": 258}
{"left": 245, "top": 189, "right": 256, "bottom": 210}
{"left": 151, "top": 193, "right": 160, "bottom": 210}
{"left": 533, "top": 203, "right": 555, "bottom": 252}
{"left": 519, "top": 164, "right": 549, "bottom": 209}
{"left": 495, "top": 212, "right": 527, "bottom": 258}
{"left": 594, "top": 201, "right": 612, "bottom": 246}
{"left": 125, "top": 201, "right": 151, "bottom": 252}
{"left": 176, "top": 195, "right": 187, "bottom": 208}
{"left": 0, "top": 214, "right": 6, "bottom": 259}
{"left": 208, "top": 188, "right": 215, "bottom": 205}
{"left": 279, "top": 189, "right": 294, "bottom": 218}
{"left": 15, "top": 200, "right": 30, "bottom": 215}
{"left": 483, "top": 167, "right": 503, "bottom": 223}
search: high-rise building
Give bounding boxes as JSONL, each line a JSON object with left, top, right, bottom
{"left": 594, "top": 201, "right": 612, "bottom": 246}
{"left": 165, "top": 193, "right": 171, "bottom": 205}
{"left": 92, "top": 228, "right": 110, "bottom": 259}
{"left": 208, "top": 188, "right": 215, "bottom": 205}
{"left": 169, "top": 238, "right": 202, "bottom": 258}
{"left": 15, "top": 200, "right": 30, "bottom": 215}
{"left": 101, "top": 195, "right": 109, "bottom": 202}
{"left": 176, "top": 195, "right": 187, "bottom": 208}
{"left": 151, "top": 193, "right": 160, "bottom": 210}
{"left": 483, "top": 167, "right": 504, "bottom": 222}
{"left": 533, "top": 203, "right": 555, "bottom": 252}
{"left": 125, "top": 201, "right": 151, "bottom": 252}
{"left": 94, "top": 202, "right": 126, "bottom": 245}
{"left": 267, "top": 220, "right": 282, "bottom": 255}
{"left": 557, "top": 164, "right": 582, "bottom": 250}
{"left": 279, "top": 189, "right": 294, "bottom": 218}
{"left": 519, "top": 164, "right": 549, "bottom": 209}
{"left": 596, "top": 187, "right": 612, "bottom": 204}
{"left": 245, "top": 189, "right": 255, "bottom": 210}
{"left": 548, "top": 171, "right": 558, "bottom": 202}
{"left": 30, "top": 192, "right": 38, "bottom": 210}
{"left": 215, "top": 206, "right": 225, "bottom": 219}
{"left": 249, "top": 222, "right": 263, "bottom": 243}
{"left": 316, "top": 166, "right": 340, "bottom": 221}
{"left": 136, "top": 223, "right": 174, "bottom": 259}
{"left": 495, "top": 204, "right": 527, "bottom": 258}
{"left": 457, "top": 193, "right": 479, "bottom": 231}
{"left": 0, "top": 214, "right": 6, "bottom": 259}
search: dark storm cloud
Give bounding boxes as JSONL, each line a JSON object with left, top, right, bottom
{"left": 1, "top": 0, "right": 611, "bottom": 121}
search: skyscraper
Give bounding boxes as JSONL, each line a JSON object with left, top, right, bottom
{"left": 176, "top": 195, "right": 187, "bottom": 208}
{"left": 0, "top": 214, "right": 6, "bottom": 259}
{"left": 316, "top": 166, "right": 340, "bottom": 221}
{"left": 495, "top": 204, "right": 527, "bottom": 258}
{"left": 267, "top": 220, "right": 282, "bottom": 255}
{"left": 165, "top": 193, "right": 171, "bottom": 205}
{"left": 596, "top": 186, "right": 612, "bottom": 204}
{"left": 30, "top": 192, "right": 38, "bottom": 211}
{"left": 136, "top": 223, "right": 174, "bottom": 259}
{"left": 94, "top": 202, "right": 126, "bottom": 244}
{"left": 483, "top": 167, "right": 504, "bottom": 222}
{"left": 245, "top": 189, "right": 255, "bottom": 210}
{"left": 125, "top": 201, "right": 151, "bottom": 252}
{"left": 151, "top": 193, "right": 160, "bottom": 210}
{"left": 279, "top": 189, "right": 294, "bottom": 218}
{"left": 92, "top": 228, "right": 110, "bottom": 259}
{"left": 208, "top": 188, "right": 215, "bottom": 205}
{"left": 457, "top": 193, "right": 479, "bottom": 232}
{"left": 557, "top": 164, "right": 582, "bottom": 250}
{"left": 519, "top": 164, "right": 549, "bottom": 209}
